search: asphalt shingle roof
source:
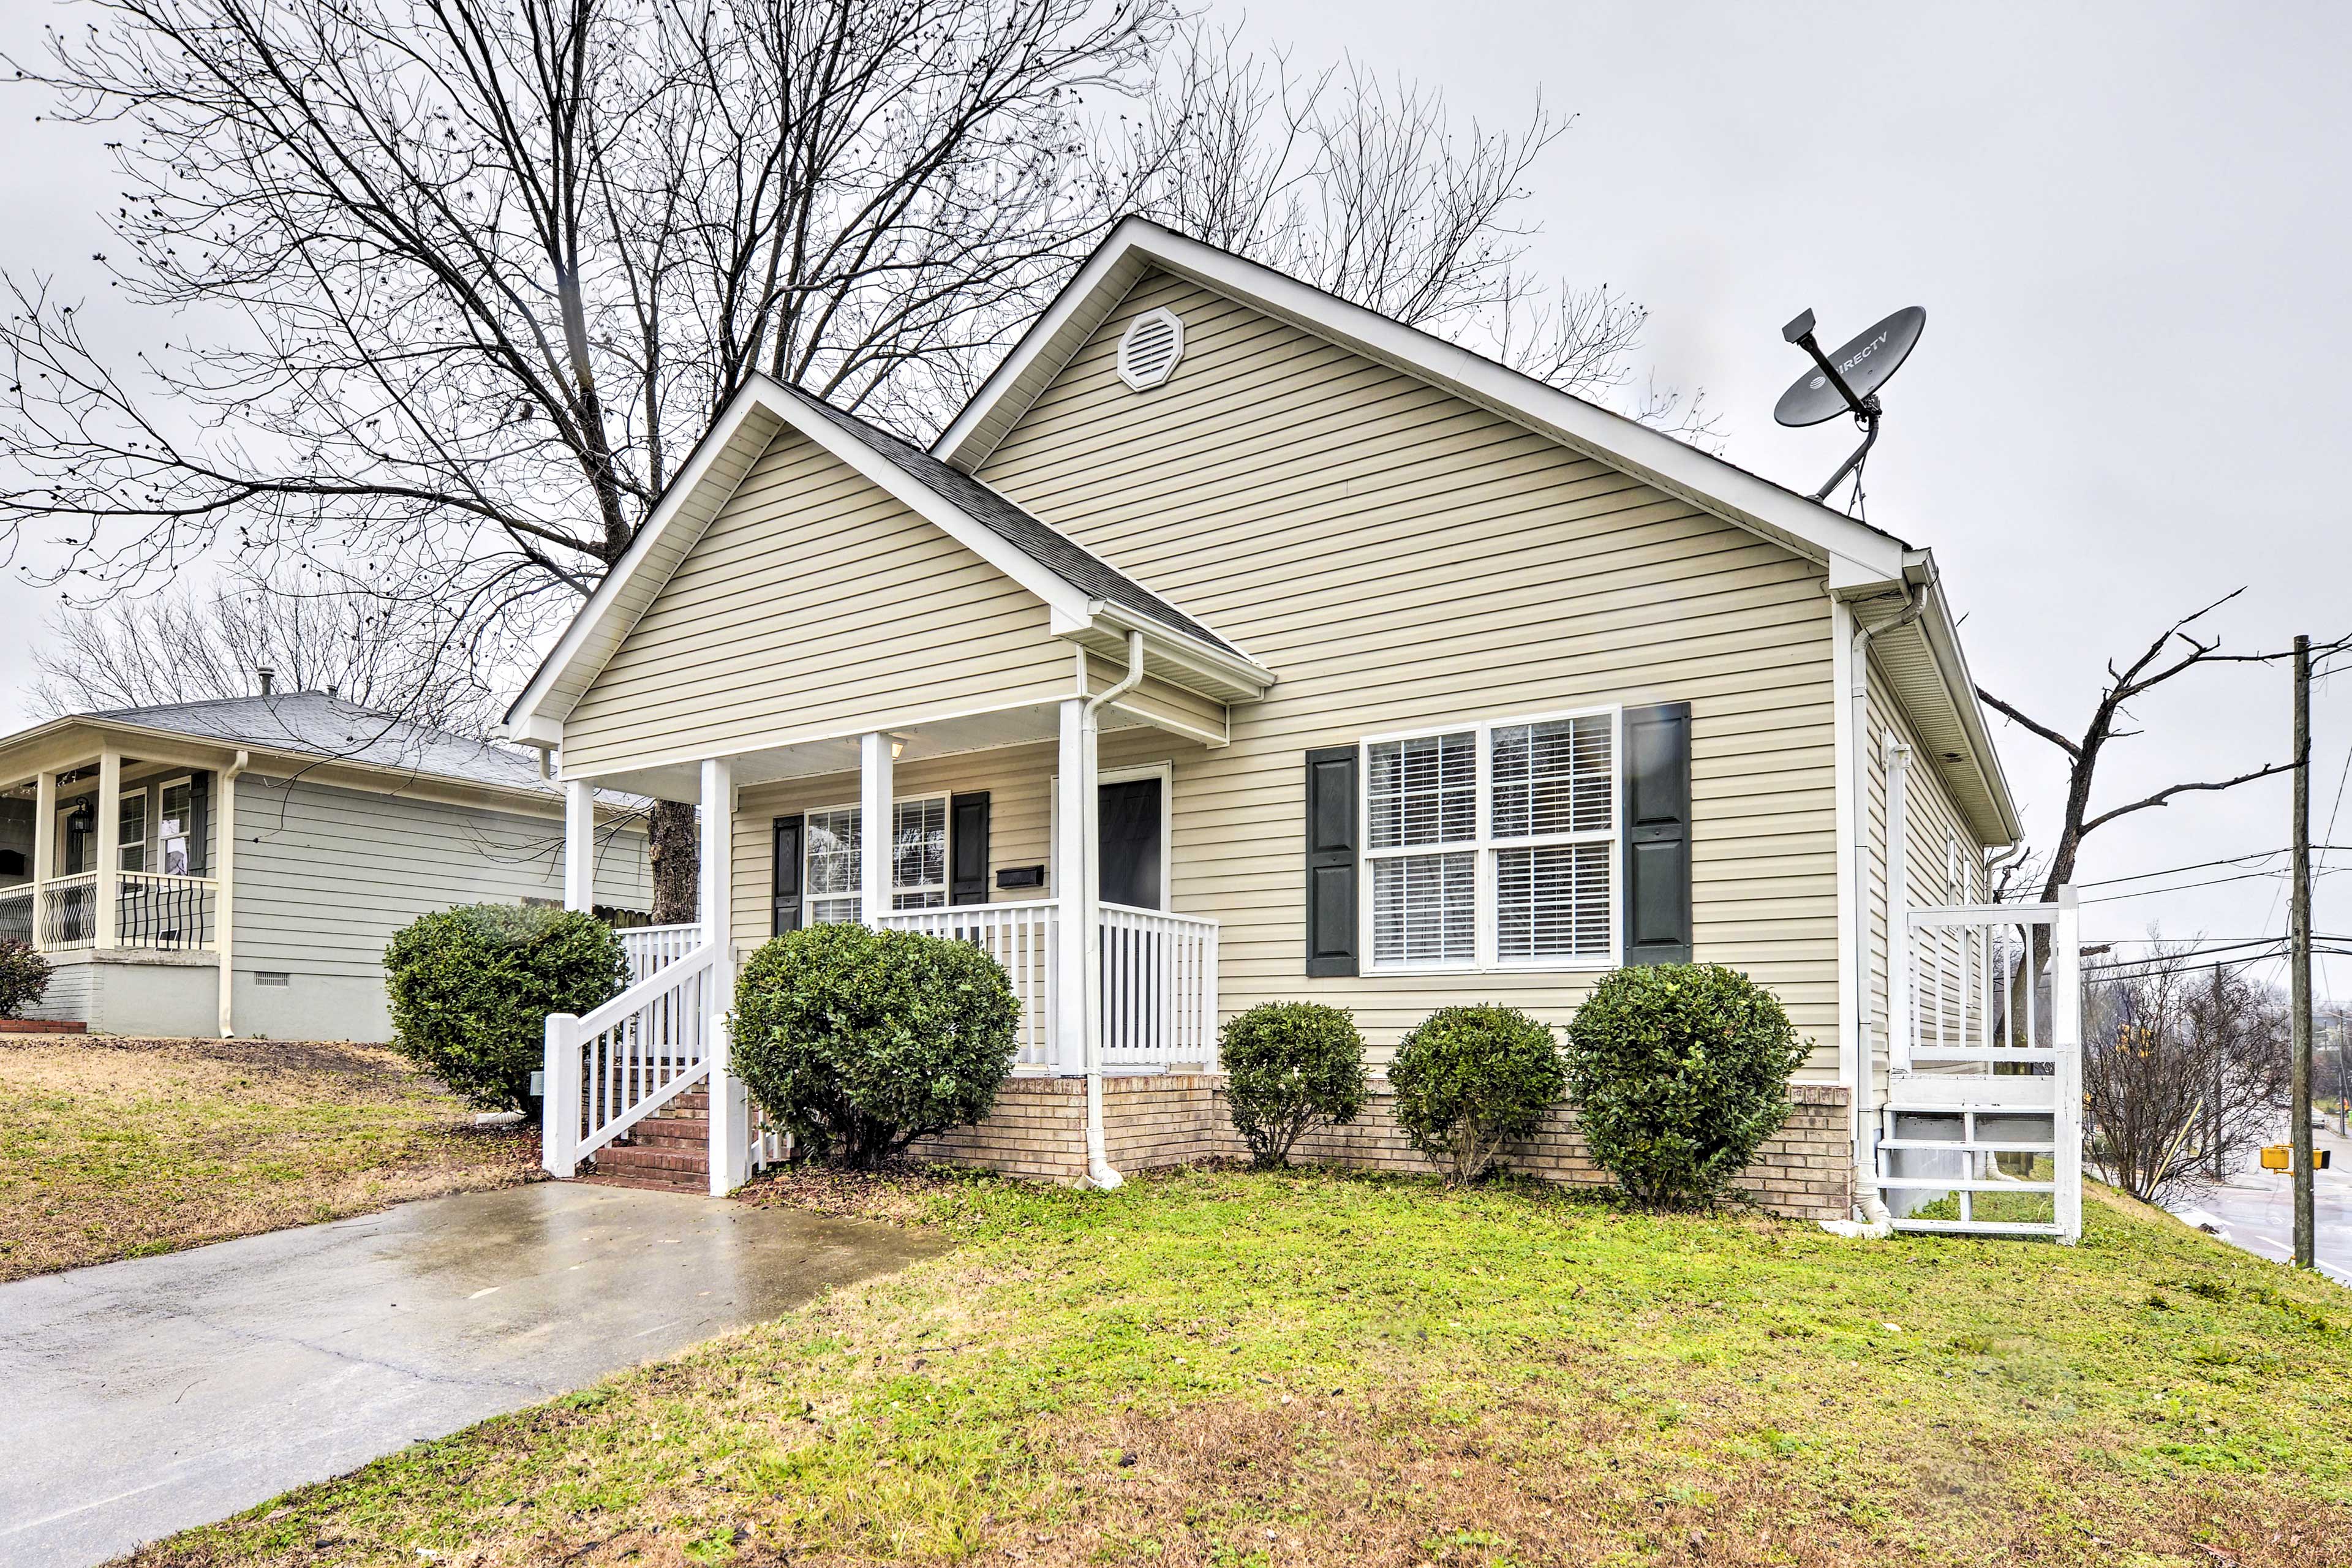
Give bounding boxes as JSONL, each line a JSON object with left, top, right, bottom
{"left": 84, "top": 693, "right": 552, "bottom": 794}
{"left": 782, "top": 385, "right": 1238, "bottom": 655}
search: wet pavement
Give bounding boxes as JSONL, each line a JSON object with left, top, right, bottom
{"left": 2, "top": 1181, "right": 946, "bottom": 1568}
{"left": 2168, "top": 1124, "right": 2352, "bottom": 1286}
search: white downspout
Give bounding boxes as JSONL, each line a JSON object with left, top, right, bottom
{"left": 217, "top": 750, "right": 247, "bottom": 1039}
{"left": 1077, "top": 629, "right": 1147, "bottom": 1191}
{"left": 1842, "top": 592, "right": 1923, "bottom": 1235}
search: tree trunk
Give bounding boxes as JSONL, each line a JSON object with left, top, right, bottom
{"left": 648, "top": 799, "right": 700, "bottom": 926}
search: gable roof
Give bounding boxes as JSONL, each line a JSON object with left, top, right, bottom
{"left": 777, "top": 385, "right": 1232, "bottom": 652}
{"left": 503, "top": 374, "right": 1270, "bottom": 748}
{"left": 937, "top": 218, "right": 2019, "bottom": 845}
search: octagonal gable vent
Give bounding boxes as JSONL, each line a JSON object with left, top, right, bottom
{"left": 1116, "top": 306, "right": 1185, "bottom": 391}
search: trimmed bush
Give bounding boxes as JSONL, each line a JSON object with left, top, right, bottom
{"left": 1389, "top": 1005, "right": 1566, "bottom": 1185}
{"left": 731, "top": 922, "right": 1018, "bottom": 1169}
{"left": 0, "top": 938, "right": 51, "bottom": 1017}
{"left": 1564, "top": 963, "right": 1809, "bottom": 1210}
{"left": 1221, "top": 1001, "right": 1368, "bottom": 1167}
{"left": 384, "top": 904, "right": 626, "bottom": 1112}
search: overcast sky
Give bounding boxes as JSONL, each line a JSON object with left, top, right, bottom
{"left": 2, "top": 1, "right": 2347, "bottom": 985}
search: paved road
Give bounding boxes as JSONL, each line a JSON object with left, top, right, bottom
{"left": 2, "top": 1181, "right": 945, "bottom": 1568}
{"left": 2169, "top": 1125, "right": 2352, "bottom": 1285}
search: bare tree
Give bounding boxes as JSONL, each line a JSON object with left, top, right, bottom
{"left": 1106, "top": 24, "right": 1714, "bottom": 437}
{"left": 29, "top": 569, "right": 511, "bottom": 737}
{"left": 2083, "top": 944, "right": 2289, "bottom": 1201}
{"left": 2, "top": 1, "right": 1701, "bottom": 919}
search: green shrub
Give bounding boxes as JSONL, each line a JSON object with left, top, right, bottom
{"left": 731, "top": 922, "right": 1018, "bottom": 1169}
{"left": 1221, "top": 1001, "right": 1369, "bottom": 1167}
{"left": 1389, "top": 1005, "right": 1566, "bottom": 1185}
{"left": 0, "top": 938, "right": 51, "bottom": 1017}
{"left": 384, "top": 904, "right": 625, "bottom": 1112}
{"left": 1563, "top": 963, "right": 1809, "bottom": 1210}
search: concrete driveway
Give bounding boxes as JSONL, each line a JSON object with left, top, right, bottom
{"left": 2, "top": 1181, "right": 946, "bottom": 1568}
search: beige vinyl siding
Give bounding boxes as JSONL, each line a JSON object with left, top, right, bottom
{"left": 976, "top": 271, "right": 1841, "bottom": 1068}
{"left": 1863, "top": 656, "right": 1995, "bottom": 1091}
{"left": 562, "top": 426, "right": 1078, "bottom": 775}
{"left": 728, "top": 745, "right": 1068, "bottom": 952}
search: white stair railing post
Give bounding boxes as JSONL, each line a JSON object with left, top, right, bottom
{"left": 2053, "top": 883, "right": 2084, "bottom": 1243}
{"left": 699, "top": 758, "right": 749, "bottom": 1196}
{"left": 542, "top": 1011, "right": 578, "bottom": 1177}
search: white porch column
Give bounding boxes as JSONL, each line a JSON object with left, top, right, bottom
{"left": 561, "top": 777, "right": 595, "bottom": 912}
{"left": 31, "top": 769, "right": 54, "bottom": 950}
{"left": 859, "top": 731, "right": 894, "bottom": 924}
{"left": 216, "top": 753, "right": 246, "bottom": 1037}
{"left": 701, "top": 758, "right": 748, "bottom": 1194}
{"left": 1054, "top": 699, "right": 1090, "bottom": 1074}
{"left": 94, "top": 749, "right": 121, "bottom": 950}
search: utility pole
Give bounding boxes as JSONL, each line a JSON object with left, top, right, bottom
{"left": 2292, "top": 633, "right": 2315, "bottom": 1270}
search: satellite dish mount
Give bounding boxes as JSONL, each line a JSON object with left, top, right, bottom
{"left": 1773, "top": 304, "right": 1927, "bottom": 515}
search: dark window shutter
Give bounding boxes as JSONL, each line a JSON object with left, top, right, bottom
{"left": 1622, "top": 702, "right": 1693, "bottom": 965}
{"left": 187, "top": 772, "right": 211, "bottom": 878}
{"left": 951, "top": 791, "right": 991, "bottom": 905}
{"left": 1304, "top": 745, "right": 1359, "bottom": 976}
{"left": 771, "top": 814, "right": 804, "bottom": 935}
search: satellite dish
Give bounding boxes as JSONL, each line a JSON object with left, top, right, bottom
{"left": 1773, "top": 306, "right": 1926, "bottom": 428}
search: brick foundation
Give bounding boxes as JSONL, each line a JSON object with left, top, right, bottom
{"left": 910, "top": 1076, "right": 1854, "bottom": 1221}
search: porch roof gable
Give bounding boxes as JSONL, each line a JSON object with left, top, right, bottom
{"left": 503, "top": 375, "right": 1267, "bottom": 748}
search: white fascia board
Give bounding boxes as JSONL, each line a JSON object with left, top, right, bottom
{"left": 1089, "top": 598, "right": 1275, "bottom": 699}
{"left": 1910, "top": 563, "right": 2024, "bottom": 845}
{"left": 938, "top": 218, "right": 1913, "bottom": 583}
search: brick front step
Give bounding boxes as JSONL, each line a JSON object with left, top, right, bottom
{"left": 595, "top": 1144, "right": 707, "bottom": 1175}
{"left": 578, "top": 1172, "right": 707, "bottom": 1194}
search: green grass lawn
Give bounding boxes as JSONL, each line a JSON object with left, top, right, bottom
{"left": 130, "top": 1168, "right": 2350, "bottom": 1568}
{"left": 0, "top": 1035, "right": 538, "bottom": 1280}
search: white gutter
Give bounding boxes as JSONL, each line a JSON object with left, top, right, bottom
{"left": 1076, "top": 629, "right": 1145, "bottom": 1191}
{"left": 217, "top": 749, "right": 248, "bottom": 1039}
{"left": 1841, "top": 592, "right": 1923, "bottom": 1235}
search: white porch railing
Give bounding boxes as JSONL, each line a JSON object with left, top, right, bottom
{"left": 1098, "top": 901, "right": 1220, "bottom": 1071}
{"left": 1880, "top": 895, "right": 2082, "bottom": 1241}
{"left": 875, "top": 897, "right": 1219, "bottom": 1073}
{"left": 620, "top": 922, "right": 703, "bottom": 987}
{"left": 878, "top": 900, "right": 1060, "bottom": 1068}
{"left": 543, "top": 940, "right": 719, "bottom": 1175}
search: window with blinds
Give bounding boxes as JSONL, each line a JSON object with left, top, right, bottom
{"left": 803, "top": 795, "right": 950, "bottom": 922}
{"left": 891, "top": 796, "right": 948, "bottom": 910}
{"left": 1362, "top": 708, "right": 1620, "bottom": 971}
{"left": 804, "top": 807, "right": 862, "bottom": 924}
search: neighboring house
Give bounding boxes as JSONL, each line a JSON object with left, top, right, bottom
{"left": 0, "top": 692, "right": 652, "bottom": 1040}
{"left": 507, "top": 219, "right": 2082, "bottom": 1237}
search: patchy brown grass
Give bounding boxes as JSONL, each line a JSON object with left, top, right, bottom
{"left": 0, "top": 1034, "right": 540, "bottom": 1280}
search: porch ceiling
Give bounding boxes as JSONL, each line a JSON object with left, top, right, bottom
{"left": 586, "top": 700, "right": 1178, "bottom": 804}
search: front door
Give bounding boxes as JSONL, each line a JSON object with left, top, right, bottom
{"left": 1096, "top": 777, "right": 1162, "bottom": 909}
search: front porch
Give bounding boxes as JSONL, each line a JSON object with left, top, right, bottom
{"left": 1, "top": 750, "right": 227, "bottom": 1031}
{"left": 543, "top": 662, "right": 1224, "bottom": 1194}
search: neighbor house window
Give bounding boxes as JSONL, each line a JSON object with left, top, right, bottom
{"left": 1362, "top": 708, "right": 1619, "bottom": 972}
{"left": 117, "top": 791, "right": 148, "bottom": 873}
{"left": 804, "top": 795, "right": 949, "bottom": 922}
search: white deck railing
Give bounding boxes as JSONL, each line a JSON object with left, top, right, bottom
{"left": 876, "top": 897, "right": 1219, "bottom": 1073}
{"left": 620, "top": 922, "right": 703, "bottom": 987}
{"left": 1881, "top": 894, "right": 2082, "bottom": 1241}
{"left": 543, "top": 940, "right": 718, "bottom": 1175}
{"left": 1098, "top": 901, "right": 1219, "bottom": 1071}
{"left": 878, "top": 900, "right": 1060, "bottom": 1068}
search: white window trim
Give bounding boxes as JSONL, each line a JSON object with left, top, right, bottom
{"left": 117, "top": 786, "right": 151, "bottom": 874}
{"left": 802, "top": 791, "right": 951, "bottom": 923}
{"left": 1358, "top": 705, "right": 1623, "bottom": 975}
{"left": 155, "top": 774, "right": 194, "bottom": 876}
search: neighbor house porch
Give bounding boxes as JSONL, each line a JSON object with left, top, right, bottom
{"left": 0, "top": 743, "right": 232, "bottom": 1035}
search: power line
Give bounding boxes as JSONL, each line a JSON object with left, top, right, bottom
{"left": 2076, "top": 865, "right": 2352, "bottom": 905}
{"left": 2073, "top": 845, "right": 2352, "bottom": 889}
